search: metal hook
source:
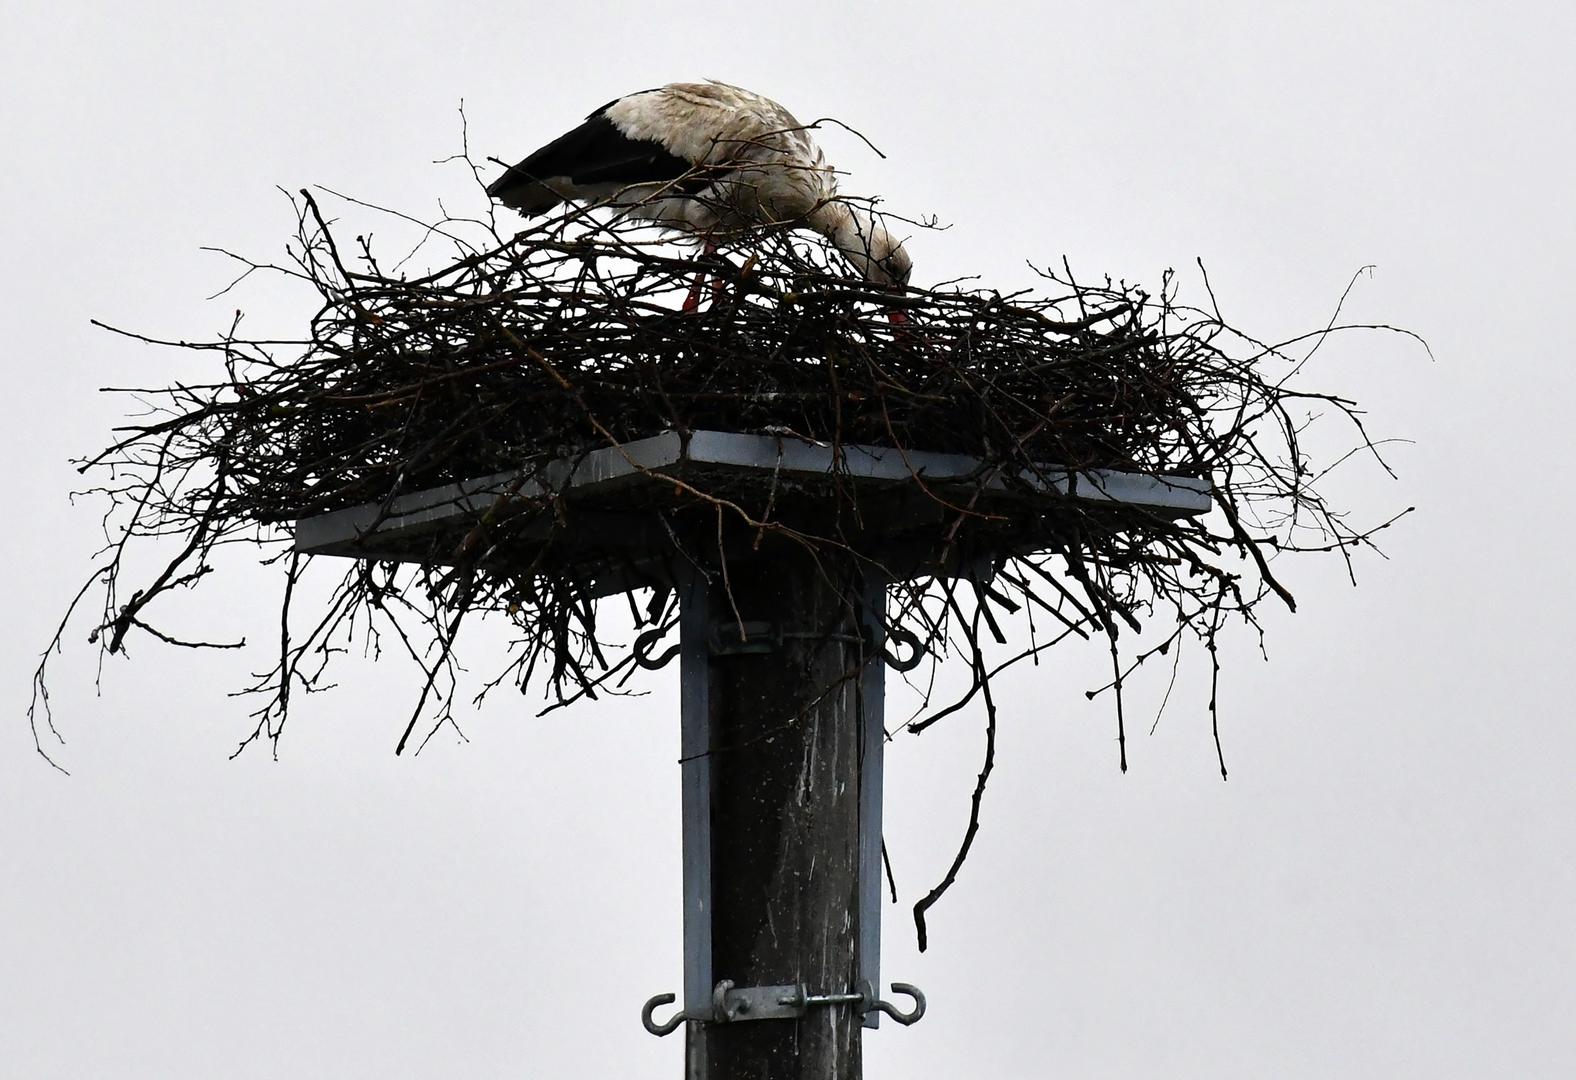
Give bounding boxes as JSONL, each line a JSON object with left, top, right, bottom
{"left": 882, "top": 627, "right": 924, "bottom": 672}
{"left": 868, "top": 982, "right": 926, "bottom": 1026}
{"left": 633, "top": 625, "right": 682, "bottom": 670}
{"left": 641, "top": 992, "right": 687, "bottom": 1037}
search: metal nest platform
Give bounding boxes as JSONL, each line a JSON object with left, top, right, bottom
{"left": 293, "top": 429, "right": 1212, "bottom": 587}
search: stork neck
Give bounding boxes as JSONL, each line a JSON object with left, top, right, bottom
{"left": 808, "top": 202, "right": 895, "bottom": 284}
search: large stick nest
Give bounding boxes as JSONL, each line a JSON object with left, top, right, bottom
{"left": 218, "top": 205, "right": 1213, "bottom": 522}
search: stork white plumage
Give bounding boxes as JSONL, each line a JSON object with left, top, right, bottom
{"left": 486, "top": 81, "right": 911, "bottom": 314}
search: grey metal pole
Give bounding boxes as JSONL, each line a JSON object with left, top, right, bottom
{"left": 682, "top": 548, "right": 873, "bottom": 1080}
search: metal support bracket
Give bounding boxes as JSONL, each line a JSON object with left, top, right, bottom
{"left": 673, "top": 568, "right": 898, "bottom": 1035}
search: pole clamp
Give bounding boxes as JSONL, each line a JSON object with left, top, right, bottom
{"left": 708, "top": 620, "right": 869, "bottom": 656}
{"left": 707, "top": 620, "right": 926, "bottom": 673}
{"left": 641, "top": 980, "right": 924, "bottom": 1036}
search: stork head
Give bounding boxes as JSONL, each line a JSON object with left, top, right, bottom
{"left": 810, "top": 201, "right": 912, "bottom": 289}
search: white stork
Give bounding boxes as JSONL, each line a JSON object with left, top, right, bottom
{"left": 486, "top": 81, "right": 911, "bottom": 316}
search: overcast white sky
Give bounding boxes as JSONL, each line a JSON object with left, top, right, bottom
{"left": 4, "top": 2, "right": 1574, "bottom": 1077}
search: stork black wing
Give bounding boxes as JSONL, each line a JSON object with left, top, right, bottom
{"left": 487, "top": 112, "right": 697, "bottom": 215}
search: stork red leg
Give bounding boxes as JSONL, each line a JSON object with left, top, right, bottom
{"left": 684, "top": 240, "right": 719, "bottom": 312}
{"left": 887, "top": 306, "right": 918, "bottom": 348}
